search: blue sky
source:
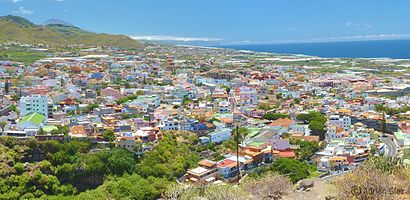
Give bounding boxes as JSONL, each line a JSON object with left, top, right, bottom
{"left": 1, "top": 0, "right": 410, "bottom": 44}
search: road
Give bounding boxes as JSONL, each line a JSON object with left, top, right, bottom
{"left": 381, "top": 134, "right": 397, "bottom": 157}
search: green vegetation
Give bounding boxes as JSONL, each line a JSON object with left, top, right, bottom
{"left": 375, "top": 104, "right": 410, "bottom": 116}
{"left": 257, "top": 102, "right": 276, "bottom": 111}
{"left": 331, "top": 156, "right": 410, "bottom": 199}
{"left": 80, "top": 103, "right": 98, "bottom": 114}
{"left": 116, "top": 91, "right": 144, "bottom": 105}
{"left": 222, "top": 127, "right": 249, "bottom": 151}
{"left": 221, "top": 85, "right": 231, "bottom": 93}
{"left": 0, "top": 49, "right": 47, "bottom": 65}
{"left": 0, "top": 132, "right": 202, "bottom": 199}
{"left": 18, "top": 112, "right": 45, "bottom": 125}
{"left": 65, "top": 174, "right": 169, "bottom": 200}
{"left": 291, "top": 139, "right": 321, "bottom": 161}
{"left": 262, "top": 112, "right": 290, "bottom": 120}
{"left": 297, "top": 111, "right": 327, "bottom": 140}
{"left": 250, "top": 158, "right": 314, "bottom": 183}
{"left": 137, "top": 134, "right": 200, "bottom": 180}
{"left": 49, "top": 125, "right": 70, "bottom": 135}
{"left": 0, "top": 15, "right": 141, "bottom": 49}
{"left": 102, "top": 130, "right": 115, "bottom": 142}
{"left": 163, "top": 172, "right": 292, "bottom": 200}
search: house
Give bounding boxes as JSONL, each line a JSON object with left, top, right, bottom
{"left": 318, "top": 156, "right": 349, "bottom": 172}
{"left": 70, "top": 125, "right": 88, "bottom": 138}
{"left": 116, "top": 136, "right": 141, "bottom": 152}
{"left": 212, "top": 87, "right": 228, "bottom": 99}
{"left": 268, "top": 118, "right": 296, "bottom": 134}
{"left": 235, "top": 86, "right": 258, "bottom": 105}
{"left": 100, "top": 88, "right": 123, "bottom": 99}
{"left": 187, "top": 160, "right": 218, "bottom": 183}
{"left": 328, "top": 115, "right": 351, "bottom": 131}
{"left": 217, "top": 159, "right": 239, "bottom": 179}
{"left": 326, "top": 125, "right": 345, "bottom": 141}
{"left": 209, "top": 128, "right": 231, "bottom": 143}
{"left": 17, "top": 112, "right": 45, "bottom": 131}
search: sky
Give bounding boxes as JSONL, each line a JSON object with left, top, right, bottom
{"left": 1, "top": 0, "right": 410, "bottom": 45}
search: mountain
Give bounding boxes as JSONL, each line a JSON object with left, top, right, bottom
{"left": 43, "top": 18, "right": 74, "bottom": 26}
{"left": 0, "top": 15, "right": 141, "bottom": 48}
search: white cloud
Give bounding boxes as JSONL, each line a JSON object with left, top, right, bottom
{"left": 13, "top": 6, "right": 34, "bottom": 15}
{"left": 11, "top": 0, "right": 22, "bottom": 3}
{"left": 345, "top": 21, "right": 373, "bottom": 29}
{"left": 270, "top": 34, "right": 410, "bottom": 44}
{"left": 130, "top": 35, "right": 220, "bottom": 42}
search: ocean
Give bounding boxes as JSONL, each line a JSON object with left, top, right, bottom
{"left": 219, "top": 39, "right": 410, "bottom": 59}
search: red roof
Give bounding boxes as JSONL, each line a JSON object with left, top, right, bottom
{"left": 278, "top": 150, "right": 296, "bottom": 158}
{"left": 217, "top": 159, "right": 236, "bottom": 168}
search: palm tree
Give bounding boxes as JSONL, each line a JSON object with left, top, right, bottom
{"left": 0, "top": 121, "right": 6, "bottom": 134}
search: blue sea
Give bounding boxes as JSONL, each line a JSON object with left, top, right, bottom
{"left": 219, "top": 39, "right": 410, "bottom": 59}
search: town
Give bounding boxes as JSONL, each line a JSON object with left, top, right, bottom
{"left": 1, "top": 40, "right": 410, "bottom": 199}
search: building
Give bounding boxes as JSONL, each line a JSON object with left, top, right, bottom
{"left": 209, "top": 128, "right": 231, "bottom": 143}
{"left": 187, "top": 160, "right": 218, "bottom": 183}
{"left": 328, "top": 115, "right": 351, "bottom": 131}
{"left": 217, "top": 159, "right": 239, "bottom": 179}
{"left": 268, "top": 118, "right": 296, "bottom": 134}
{"left": 17, "top": 112, "right": 46, "bottom": 131}
{"left": 19, "top": 95, "right": 50, "bottom": 119}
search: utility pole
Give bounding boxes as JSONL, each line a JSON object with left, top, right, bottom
{"left": 236, "top": 125, "right": 242, "bottom": 179}
{"left": 4, "top": 76, "right": 9, "bottom": 95}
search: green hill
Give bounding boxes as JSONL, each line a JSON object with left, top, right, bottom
{"left": 0, "top": 15, "right": 141, "bottom": 48}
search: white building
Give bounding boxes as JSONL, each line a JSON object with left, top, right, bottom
{"left": 236, "top": 86, "right": 258, "bottom": 105}
{"left": 328, "top": 115, "right": 351, "bottom": 131}
{"left": 19, "top": 95, "right": 50, "bottom": 119}
{"left": 326, "top": 125, "right": 344, "bottom": 141}
{"left": 158, "top": 118, "right": 179, "bottom": 130}
{"left": 209, "top": 128, "right": 231, "bottom": 143}
{"left": 218, "top": 100, "right": 231, "bottom": 113}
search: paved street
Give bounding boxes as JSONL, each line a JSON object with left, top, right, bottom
{"left": 381, "top": 135, "right": 397, "bottom": 157}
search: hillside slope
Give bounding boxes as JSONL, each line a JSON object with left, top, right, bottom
{"left": 0, "top": 15, "right": 140, "bottom": 48}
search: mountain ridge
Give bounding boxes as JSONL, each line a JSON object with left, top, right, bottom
{"left": 42, "top": 17, "right": 74, "bottom": 27}
{"left": 0, "top": 15, "right": 141, "bottom": 48}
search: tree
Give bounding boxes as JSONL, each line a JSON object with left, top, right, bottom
{"left": 76, "top": 174, "right": 169, "bottom": 200}
{"left": 270, "top": 158, "right": 311, "bottom": 183}
{"left": 276, "top": 93, "right": 282, "bottom": 99}
{"left": 102, "top": 130, "right": 115, "bottom": 142}
{"left": 11, "top": 94, "right": 19, "bottom": 101}
{"left": 50, "top": 129, "right": 61, "bottom": 135}
{"left": 257, "top": 103, "right": 275, "bottom": 111}
{"left": 107, "top": 148, "right": 136, "bottom": 176}
{"left": 9, "top": 104, "right": 17, "bottom": 112}
{"left": 60, "top": 76, "right": 64, "bottom": 87}
{"left": 133, "top": 142, "right": 143, "bottom": 153}
{"left": 38, "top": 128, "right": 46, "bottom": 135}
{"left": 293, "top": 98, "right": 301, "bottom": 104}
{"left": 381, "top": 112, "right": 387, "bottom": 134}
{"left": 291, "top": 140, "right": 321, "bottom": 160}
{"left": 0, "top": 121, "right": 6, "bottom": 133}
{"left": 296, "top": 113, "right": 311, "bottom": 123}
{"left": 262, "top": 112, "right": 289, "bottom": 120}
{"left": 222, "top": 85, "right": 231, "bottom": 93}
{"left": 4, "top": 77, "right": 9, "bottom": 94}
{"left": 137, "top": 134, "right": 200, "bottom": 180}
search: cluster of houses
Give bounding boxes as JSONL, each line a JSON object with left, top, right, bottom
{"left": 1, "top": 43, "right": 409, "bottom": 184}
